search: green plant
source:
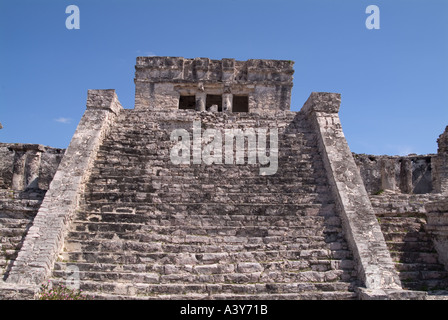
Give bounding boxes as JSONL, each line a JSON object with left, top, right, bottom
{"left": 373, "top": 189, "right": 384, "bottom": 195}
{"left": 37, "top": 281, "right": 91, "bottom": 300}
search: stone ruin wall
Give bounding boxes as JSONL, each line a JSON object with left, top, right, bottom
{"left": 0, "top": 143, "right": 64, "bottom": 192}
{"left": 353, "top": 126, "right": 448, "bottom": 197}
{"left": 433, "top": 126, "right": 448, "bottom": 194}
{"left": 0, "top": 144, "right": 64, "bottom": 281}
{"left": 134, "top": 57, "right": 294, "bottom": 113}
{"left": 353, "top": 154, "right": 434, "bottom": 195}
{"left": 426, "top": 199, "right": 448, "bottom": 272}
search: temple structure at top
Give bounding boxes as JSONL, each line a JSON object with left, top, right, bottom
{"left": 134, "top": 56, "right": 294, "bottom": 113}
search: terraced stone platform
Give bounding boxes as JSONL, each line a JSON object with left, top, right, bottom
{"left": 371, "top": 193, "right": 448, "bottom": 295}
{"left": 49, "top": 110, "right": 360, "bottom": 299}
{"left": 0, "top": 189, "right": 45, "bottom": 280}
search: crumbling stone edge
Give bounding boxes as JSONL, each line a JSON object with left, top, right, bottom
{"left": 0, "top": 89, "right": 123, "bottom": 299}
{"left": 301, "top": 92, "right": 427, "bottom": 300}
{"left": 425, "top": 199, "right": 448, "bottom": 273}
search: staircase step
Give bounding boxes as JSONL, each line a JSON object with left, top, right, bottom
{"left": 394, "top": 262, "right": 447, "bottom": 272}
{"left": 52, "top": 267, "right": 354, "bottom": 285}
{"left": 386, "top": 241, "right": 437, "bottom": 253}
{"left": 59, "top": 249, "right": 353, "bottom": 266}
{"left": 0, "top": 218, "right": 32, "bottom": 228}
{"left": 81, "top": 202, "right": 336, "bottom": 216}
{"left": 48, "top": 278, "right": 356, "bottom": 298}
{"left": 77, "top": 291, "right": 357, "bottom": 300}
{"left": 69, "top": 221, "right": 342, "bottom": 238}
{"left": 74, "top": 211, "right": 338, "bottom": 227}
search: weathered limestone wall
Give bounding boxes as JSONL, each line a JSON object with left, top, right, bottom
{"left": 425, "top": 200, "right": 448, "bottom": 272}
{"left": 354, "top": 154, "right": 434, "bottom": 195}
{"left": 0, "top": 144, "right": 65, "bottom": 287}
{"left": 134, "top": 57, "right": 294, "bottom": 112}
{"left": 433, "top": 126, "right": 448, "bottom": 194}
{"left": 301, "top": 92, "right": 425, "bottom": 299}
{"left": 0, "top": 89, "right": 123, "bottom": 298}
{"left": 354, "top": 126, "right": 448, "bottom": 196}
{"left": 0, "top": 144, "right": 64, "bottom": 191}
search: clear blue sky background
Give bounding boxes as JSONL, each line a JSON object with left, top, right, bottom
{"left": 1, "top": 0, "right": 447, "bottom": 155}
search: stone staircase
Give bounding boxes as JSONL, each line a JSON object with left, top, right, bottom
{"left": 370, "top": 192, "right": 448, "bottom": 294}
{"left": 0, "top": 189, "right": 45, "bottom": 280}
{"left": 50, "top": 109, "right": 359, "bottom": 299}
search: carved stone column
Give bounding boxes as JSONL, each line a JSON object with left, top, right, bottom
{"left": 195, "top": 92, "right": 206, "bottom": 112}
{"left": 381, "top": 159, "right": 396, "bottom": 191}
{"left": 222, "top": 93, "right": 232, "bottom": 112}
{"left": 11, "top": 149, "right": 26, "bottom": 190}
{"left": 25, "top": 148, "right": 44, "bottom": 189}
{"left": 399, "top": 158, "right": 413, "bottom": 193}
{"left": 8, "top": 144, "right": 45, "bottom": 190}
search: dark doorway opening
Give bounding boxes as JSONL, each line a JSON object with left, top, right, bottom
{"left": 232, "top": 95, "right": 249, "bottom": 112}
{"left": 179, "top": 95, "right": 196, "bottom": 110}
{"left": 206, "top": 95, "right": 222, "bottom": 112}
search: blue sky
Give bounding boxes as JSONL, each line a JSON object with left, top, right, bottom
{"left": 0, "top": 0, "right": 447, "bottom": 155}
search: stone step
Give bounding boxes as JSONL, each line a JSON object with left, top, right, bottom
{"left": 53, "top": 262, "right": 355, "bottom": 283}
{"left": 0, "top": 248, "right": 20, "bottom": 260}
{"left": 389, "top": 251, "right": 441, "bottom": 265}
{"left": 63, "top": 236, "right": 340, "bottom": 254}
{"left": 86, "top": 181, "right": 326, "bottom": 194}
{"left": 86, "top": 170, "right": 325, "bottom": 184}
{"left": 83, "top": 192, "right": 329, "bottom": 205}
{"left": 0, "top": 241, "right": 24, "bottom": 252}
{"left": 386, "top": 241, "right": 437, "bottom": 253}
{"left": 397, "top": 270, "right": 448, "bottom": 282}
{"left": 0, "top": 227, "right": 29, "bottom": 237}
{"left": 81, "top": 202, "right": 336, "bottom": 216}
{"left": 0, "top": 218, "right": 32, "bottom": 228}
{"left": 60, "top": 248, "right": 353, "bottom": 266}
{"left": 395, "top": 262, "right": 448, "bottom": 272}
{"left": 383, "top": 231, "right": 432, "bottom": 243}
{"left": 70, "top": 220, "right": 342, "bottom": 236}
{"left": 0, "top": 257, "right": 9, "bottom": 267}
{"left": 400, "top": 278, "right": 448, "bottom": 291}
{"left": 66, "top": 230, "right": 338, "bottom": 246}
{"left": 0, "top": 198, "right": 42, "bottom": 208}
{"left": 54, "top": 259, "right": 356, "bottom": 275}
{"left": 48, "top": 277, "right": 356, "bottom": 298}
{"left": 75, "top": 291, "right": 357, "bottom": 300}
{"left": 426, "top": 291, "right": 448, "bottom": 300}
{"left": 378, "top": 217, "right": 426, "bottom": 231}
{"left": 67, "top": 227, "right": 344, "bottom": 247}
{"left": 74, "top": 211, "right": 339, "bottom": 227}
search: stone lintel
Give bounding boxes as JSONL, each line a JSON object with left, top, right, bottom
{"left": 8, "top": 144, "right": 46, "bottom": 153}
